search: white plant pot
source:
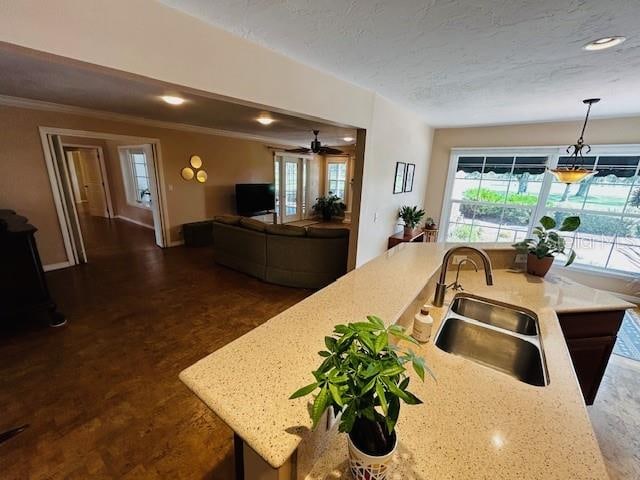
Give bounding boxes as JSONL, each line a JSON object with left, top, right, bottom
{"left": 347, "top": 433, "right": 397, "bottom": 480}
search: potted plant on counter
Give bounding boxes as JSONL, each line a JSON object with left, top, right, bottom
{"left": 398, "top": 206, "right": 426, "bottom": 235}
{"left": 290, "top": 316, "right": 433, "bottom": 480}
{"left": 313, "top": 192, "right": 347, "bottom": 222}
{"left": 513, "top": 215, "right": 580, "bottom": 277}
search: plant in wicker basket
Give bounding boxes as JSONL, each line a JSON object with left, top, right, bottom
{"left": 290, "top": 316, "right": 434, "bottom": 479}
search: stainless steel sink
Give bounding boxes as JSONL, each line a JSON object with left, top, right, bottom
{"left": 450, "top": 293, "right": 538, "bottom": 336}
{"left": 434, "top": 293, "right": 548, "bottom": 387}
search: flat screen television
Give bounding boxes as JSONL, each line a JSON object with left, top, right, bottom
{"left": 235, "top": 183, "right": 276, "bottom": 216}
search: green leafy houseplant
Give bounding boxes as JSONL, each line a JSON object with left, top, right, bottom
{"left": 290, "top": 316, "right": 433, "bottom": 458}
{"left": 398, "top": 206, "right": 426, "bottom": 233}
{"left": 313, "top": 193, "right": 346, "bottom": 221}
{"left": 513, "top": 215, "right": 580, "bottom": 276}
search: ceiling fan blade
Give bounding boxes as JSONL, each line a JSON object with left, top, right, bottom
{"left": 284, "top": 147, "right": 312, "bottom": 154}
{"left": 319, "top": 147, "right": 344, "bottom": 155}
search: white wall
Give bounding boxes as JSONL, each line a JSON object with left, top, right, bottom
{"left": 0, "top": 0, "right": 434, "bottom": 266}
{"left": 357, "top": 96, "right": 433, "bottom": 265}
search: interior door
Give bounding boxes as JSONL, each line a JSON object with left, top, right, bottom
{"left": 81, "top": 150, "right": 109, "bottom": 218}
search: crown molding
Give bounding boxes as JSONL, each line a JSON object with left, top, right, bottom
{"left": 0, "top": 94, "right": 300, "bottom": 146}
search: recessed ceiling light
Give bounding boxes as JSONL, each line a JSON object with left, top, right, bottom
{"left": 343, "top": 136, "right": 354, "bottom": 142}
{"left": 161, "top": 95, "right": 185, "bottom": 105}
{"left": 256, "top": 115, "right": 275, "bottom": 125}
{"left": 583, "top": 36, "right": 626, "bottom": 51}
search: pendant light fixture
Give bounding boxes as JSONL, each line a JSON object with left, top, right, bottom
{"left": 549, "top": 98, "right": 600, "bottom": 184}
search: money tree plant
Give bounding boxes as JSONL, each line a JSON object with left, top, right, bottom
{"left": 290, "top": 316, "right": 433, "bottom": 456}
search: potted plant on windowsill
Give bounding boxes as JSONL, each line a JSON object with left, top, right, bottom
{"left": 290, "top": 316, "right": 433, "bottom": 480}
{"left": 398, "top": 206, "right": 426, "bottom": 235}
{"left": 313, "top": 192, "right": 346, "bottom": 222}
{"left": 513, "top": 215, "right": 580, "bottom": 277}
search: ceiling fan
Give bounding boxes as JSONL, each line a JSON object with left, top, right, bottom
{"left": 284, "top": 130, "right": 344, "bottom": 155}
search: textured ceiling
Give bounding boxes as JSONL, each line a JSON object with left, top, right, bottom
{"left": 159, "top": 0, "right": 640, "bottom": 127}
{"left": 0, "top": 44, "right": 355, "bottom": 146}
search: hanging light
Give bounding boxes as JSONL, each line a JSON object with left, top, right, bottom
{"left": 549, "top": 98, "right": 600, "bottom": 184}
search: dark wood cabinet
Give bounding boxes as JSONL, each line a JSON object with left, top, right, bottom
{"left": 0, "top": 209, "right": 64, "bottom": 327}
{"left": 557, "top": 310, "right": 625, "bottom": 405}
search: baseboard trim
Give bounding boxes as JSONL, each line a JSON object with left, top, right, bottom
{"left": 168, "top": 240, "right": 185, "bottom": 247}
{"left": 116, "top": 215, "right": 154, "bottom": 230}
{"left": 43, "top": 261, "right": 72, "bottom": 272}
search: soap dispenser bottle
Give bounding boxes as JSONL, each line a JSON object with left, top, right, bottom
{"left": 412, "top": 306, "right": 433, "bottom": 343}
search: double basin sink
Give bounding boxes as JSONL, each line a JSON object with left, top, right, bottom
{"left": 434, "top": 293, "right": 549, "bottom": 387}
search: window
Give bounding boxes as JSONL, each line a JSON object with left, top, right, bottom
{"left": 442, "top": 147, "right": 640, "bottom": 276}
{"left": 119, "top": 147, "right": 152, "bottom": 208}
{"left": 326, "top": 160, "right": 347, "bottom": 200}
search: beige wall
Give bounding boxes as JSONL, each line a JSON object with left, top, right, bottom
{"left": 0, "top": 0, "right": 433, "bottom": 266}
{"left": 0, "top": 105, "right": 277, "bottom": 264}
{"left": 425, "top": 117, "right": 640, "bottom": 299}
{"left": 425, "top": 116, "right": 640, "bottom": 222}
{"left": 357, "top": 96, "right": 434, "bottom": 265}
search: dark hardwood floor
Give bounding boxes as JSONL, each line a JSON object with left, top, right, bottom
{"left": 0, "top": 215, "right": 311, "bottom": 479}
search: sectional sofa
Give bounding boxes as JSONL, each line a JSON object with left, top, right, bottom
{"left": 212, "top": 216, "right": 349, "bottom": 289}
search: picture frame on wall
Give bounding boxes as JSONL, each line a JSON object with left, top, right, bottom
{"left": 404, "top": 163, "right": 415, "bottom": 192}
{"left": 393, "top": 162, "right": 406, "bottom": 194}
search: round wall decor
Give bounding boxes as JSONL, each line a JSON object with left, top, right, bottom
{"left": 196, "top": 170, "right": 208, "bottom": 183}
{"left": 190, "top": 155, "right": 203, "bottom": 169}
{"left": 181, "top": 167, "right": 195, "bottom": 180}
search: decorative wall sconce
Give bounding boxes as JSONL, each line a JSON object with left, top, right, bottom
{"left": 181, "top": 154, "right": 207, "bottom": 183}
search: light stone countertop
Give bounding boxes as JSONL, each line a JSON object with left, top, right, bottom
{"left": 179, "top": 242, "right": 633, "bottom": 476}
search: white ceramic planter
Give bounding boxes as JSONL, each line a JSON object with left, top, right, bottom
{"left": 347, "top": 433, "right": 397, "bottom": 480}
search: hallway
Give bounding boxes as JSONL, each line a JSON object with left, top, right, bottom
{"left": 0, "top": 217, "right": 311, "bottom": 479}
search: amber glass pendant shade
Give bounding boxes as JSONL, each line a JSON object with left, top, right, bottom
{"left": 548, "top": 167, "right": 597, "bottom": 184}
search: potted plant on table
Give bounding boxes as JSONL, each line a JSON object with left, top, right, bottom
{"left": 424, "top": 217, "right": 438, "bottom": 230}
{"left": 290, "top": 316, "right": 433, "bottom": 480}
{"left": 313, "top": 192, "right": 346, "bottom": 222}
{"left": 513, "top": 215, "right": 580, "bottom": 277}
{"left": 398, "top": 206, "right": 426, "bottom": 235}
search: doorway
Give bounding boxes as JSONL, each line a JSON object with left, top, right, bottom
{"left": 274, "top": 153, "right": 309, "bottom": 224}
{"left": 40, "top": 127, "right": 168, "bottom": 268}
{"left": 64, "top": 145, "right": 113, "bottom": 219}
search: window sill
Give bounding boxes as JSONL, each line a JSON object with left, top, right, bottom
{"left": 556, "top": 262, "right": 639, "bottom": 281}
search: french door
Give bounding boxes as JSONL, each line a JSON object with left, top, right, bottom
{"left": 274, "top": 154, "right": 308, "bottom": 223}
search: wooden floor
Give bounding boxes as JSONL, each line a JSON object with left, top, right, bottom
{"left": 0, "top": 215, "right": 311, "bottom": 479}
{"left": 1, "top": 215, "right": 638, "bottom": 479}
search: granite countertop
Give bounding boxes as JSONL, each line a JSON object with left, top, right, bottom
{"left": 179, "top": 242, "right": 633, "bottom": 476}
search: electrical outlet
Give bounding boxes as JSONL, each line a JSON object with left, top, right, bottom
{"left": 452, "top": 255, "right": 467, "bottom": 265}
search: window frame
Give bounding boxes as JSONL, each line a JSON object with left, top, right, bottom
{"left": 119, "top": 146, "right": 152, "bottom": 210}
{"left": 439, "top": 145, "right": 640, "bottom": 279}
{"left": 325, "top": 156, "right": 349, "bottom": 204}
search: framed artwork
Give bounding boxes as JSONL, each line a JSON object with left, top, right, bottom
{"left": 404, "top": 163, "right": 415, "bottom": 192}
{"left": 393, "top": 162, "right": 406, "bottom": 194}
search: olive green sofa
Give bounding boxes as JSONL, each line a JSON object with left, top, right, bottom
{"left": 212, "top": 216, "right": 349, "bottom": 289}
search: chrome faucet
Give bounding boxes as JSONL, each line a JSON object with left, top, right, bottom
{"left": 432, "top": 246, "right": 494, "bottom": 307}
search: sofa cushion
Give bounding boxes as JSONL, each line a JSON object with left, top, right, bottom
{"left": 265, "top": 224, "right": 307, "bottom": 237}
{"left": 214, "top": 215, "right": 241, "bottom": 226}
{"left": 306, "top": 227, "right": 350, "bottom": 238}
{"left": 240, "top": 217, "right": 267, "bottom": 232}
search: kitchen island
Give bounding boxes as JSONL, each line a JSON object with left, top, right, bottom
{"left": 179, "top": 242, "right": 633, "bottom": 479}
